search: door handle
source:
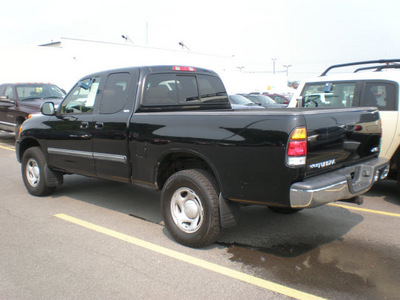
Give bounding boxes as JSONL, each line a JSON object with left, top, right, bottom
{"left": 80, "top": 122, "right": 89, "bottom": 129}
{"left": 95, "top": 122, "right": 104, "bottom": 129}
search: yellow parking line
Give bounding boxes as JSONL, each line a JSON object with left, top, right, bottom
{"left": 55, "top": 213, "right": 325, "bottom": 300}
{"left": 328, "top": 203, "right": 400, "bottom": 217}
{"left": 0, "top": 144, "right": 15, "bottom": 151}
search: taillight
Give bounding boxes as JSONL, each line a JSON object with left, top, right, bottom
{"left": 172, "top": 66, "right": 196, "bottom": 72}
{"left": 286, "top": 127, "right": 307, "bottom": 167}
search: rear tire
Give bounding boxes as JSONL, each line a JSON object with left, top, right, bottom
{"left": 161, "top": 169, "right": 220, "bottom": 248}
{"left": 21, "top": 147, "right": 62, "bottom": 196}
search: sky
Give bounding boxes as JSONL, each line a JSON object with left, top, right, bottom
{"left": 1, "top": 0, "right": 400, "bottom": 80}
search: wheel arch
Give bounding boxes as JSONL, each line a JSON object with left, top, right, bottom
{"left": 15, "top": 116, "right": 26, "bottom": 126}
{"left": 155, "top": 149, "right": 221, "bottom": 192}
{"left": 17, "top": 138, "right": 41, "bottom": 163}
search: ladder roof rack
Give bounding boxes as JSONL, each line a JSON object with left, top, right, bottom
{"left": 320, "top": 59, "right": 400, "bottom": 76}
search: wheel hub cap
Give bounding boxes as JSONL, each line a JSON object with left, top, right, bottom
{"left": 170, "top": 187, "right": 204, "bottom": 233}
{"left": 26, "top": 158, "right": 40, "bottom": 187}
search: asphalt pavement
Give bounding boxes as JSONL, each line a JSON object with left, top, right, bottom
{"left": 1, "top": 131, "right": 399, "bottom": 299}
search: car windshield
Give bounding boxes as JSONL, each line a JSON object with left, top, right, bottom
{"left": 229, "top": 94, "right": 255, "bottom": 105}
{"left": 245, "top": 95, "right": 277, "bottom": 105}
{"left": 16, "top": 84, "right": 66, "bottom": 101}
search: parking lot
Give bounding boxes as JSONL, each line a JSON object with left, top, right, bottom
{"left": 1, "top": 131, "right": 399, "bottom": 300}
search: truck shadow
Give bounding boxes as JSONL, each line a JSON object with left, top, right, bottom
{"left": 220, "top": 204, "right": 363, "bottom": 256}
{"left": 367, "top": 178, "right": 399, "bottom": 205}
{"left": 52, "top": 174, "right": 363, "bottom": 257}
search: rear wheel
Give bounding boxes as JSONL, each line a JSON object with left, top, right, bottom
{"left": 161, "top": 169, "right": 220, "bottom": 248}
{"left": 21, "top": 147, "right": 62, "bottom": 196}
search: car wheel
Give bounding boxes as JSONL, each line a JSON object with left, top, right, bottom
{"left": 268, "top": 206, "right": 303, "bottom": 214}
{"left": 161, "top": 169, "right": 220, "bottom": 248}
{"left": 21, "top": 147, "right": 62, "bottom": 196}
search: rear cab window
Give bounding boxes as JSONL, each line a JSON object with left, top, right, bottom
{"left": 142, "top": 73, "right": 228, "bottom": 107}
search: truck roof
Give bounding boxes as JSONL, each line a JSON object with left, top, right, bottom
{"left": 82, "top": 65, "right": 219, "bottom": 79}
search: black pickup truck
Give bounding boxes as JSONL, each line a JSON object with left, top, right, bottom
{"left": 16, "top": 66, "right": 389, "bottom": 247}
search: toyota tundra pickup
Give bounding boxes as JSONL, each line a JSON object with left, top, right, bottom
{"left": 16, "top": 65, "right": 389, "bottom": 247}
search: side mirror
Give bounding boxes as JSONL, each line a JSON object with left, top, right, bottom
{"left": 40, "top": 102, "right": 56, "bottom": 116}
{"left": 0, "top": 96, "right": 14, "bottom": 107}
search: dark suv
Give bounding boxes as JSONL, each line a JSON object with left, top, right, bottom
{"left": 0, "top": 83, "right": 65, "bottom": 135}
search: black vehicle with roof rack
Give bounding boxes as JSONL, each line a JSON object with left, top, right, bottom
{"left": 16, "top": 65, "right": 389, "bottom": 247}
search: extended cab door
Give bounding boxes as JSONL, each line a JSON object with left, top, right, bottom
{"left": 46, "top": 77, "right": 102, "bottom": 176}
{"left": 91, "top": 71, "right": 138, "bottom": 181}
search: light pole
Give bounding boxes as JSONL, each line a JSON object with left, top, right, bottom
{"left": 272, "top": 58, "right": 277, "bottom": 75}
{"left": 283, "top": 64, "right": 292, "bottom": 77}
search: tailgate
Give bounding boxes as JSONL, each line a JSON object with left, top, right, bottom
{"left": 303, "top": 108, "right": 381, "bottom": 177}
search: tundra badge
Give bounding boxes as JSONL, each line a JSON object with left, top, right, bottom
{"left": 309, "top": 159, "right": 336, "bottom": 169}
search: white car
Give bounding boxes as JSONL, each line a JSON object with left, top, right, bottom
{"left": 288, "top": 59, "right": 400, "bottom": 192}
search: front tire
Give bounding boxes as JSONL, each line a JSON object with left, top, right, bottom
{"left": 21, "top": 147, "right": 62, "bottom": 196}
{"left": 161, "top": 169, "right": 220, "bottom": 248}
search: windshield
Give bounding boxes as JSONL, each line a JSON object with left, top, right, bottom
{"left": 16, "top": 84, "right": 66, "bottom": 101}
{"left": 229, "top": 94, "right": 255, "bottom": 105}
{"left": 245, "top": 95, "right": 277, "bottom": 105}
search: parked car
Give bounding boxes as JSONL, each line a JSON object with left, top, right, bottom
{"left": 288, "top": 59, "right": 400, "bottom": 192}
{"left": 228, "top": 94, "right": 264, "bottom": 109}
{"left": 16, "top": 65, "right": 388, "bottom": 247}
{"left": 0, "top": 82, "right": 65, "bottom": 135}
{"left": 263, "top": 93, "right": 291, "bottom": 105}
{"left": 241, "top": 94, "right": 286, "bottom": 108}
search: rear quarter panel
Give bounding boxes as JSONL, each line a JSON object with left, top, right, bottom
{"left": 129, "top": 109, "right": 305, "bottom": 206}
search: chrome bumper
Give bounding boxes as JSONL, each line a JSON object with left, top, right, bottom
{"left": 290, "top": 157, "right": 389, "bottom": 208}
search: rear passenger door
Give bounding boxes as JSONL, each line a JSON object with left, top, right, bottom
{"left": 360, "top": 81, "right": 399, "bottom": 157}
{"left": 92, "top": 71, "right": 138, "bottom": 181}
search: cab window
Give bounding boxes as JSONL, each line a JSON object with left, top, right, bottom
{"left": 362, "top": 82, "right": 397, "bottom": 111}
{"left": 99, "top": 73, "right": 130, "bottom": 114}
{"left": 60, "top": 77, "right": 101, "bottom": 114}
{"left": 198, "top": 74, "right": 228, "bottom": 104}
{"left": 5, "top": 86, "right": 14, "bottom": 101}
{"left": 142, "top": 73, "right": 228, "bottom": 106}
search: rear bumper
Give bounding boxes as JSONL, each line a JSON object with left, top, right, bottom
{"left": 290, "top": 157, "right": 389, "bottom": 208}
